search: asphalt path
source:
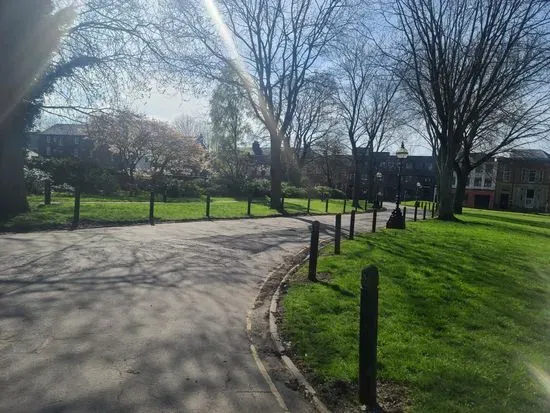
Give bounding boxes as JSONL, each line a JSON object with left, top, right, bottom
{"left": 0, "top": 207, "right": 396, "bottom": 413}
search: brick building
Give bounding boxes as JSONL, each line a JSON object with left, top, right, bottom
{"left": 495, "top": 149, "right": 550, "bottom": 212}
{"left": 453, "top": 157, "right": 498, "bottom": 209}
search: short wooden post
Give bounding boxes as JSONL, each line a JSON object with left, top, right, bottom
{"left": 431, "top": 202, "right": 435, "bottom": 218}
{"left": 343, "top": 198, "right": 347, "bottom": 214}
{"left": 163, "top": 188, "right": 168, "bottom": 203}
{"left": 349, "top": 210, "right": 356, "bottom": 240}
{"left": 365, "top": 199, "right": 368, "bottom": 210}
{"left": 281, "top": 196, "right": 285, "bottom": 210}
{"left": 307, "top": 195, "right": 311, "bottom": 214}
{"left": 325, "top": 197, "right": 329, "bottom": 213}
{"left": 359, "top": 265, "right": 379, "bottom": 409}
{"left": 423, "top": 204, "right": 427, "bottom": 220}
{"left": 308, "top": 221, "right": 320, "bottom": 282}
{"left": 72, "top": 190, "right": 81, "bottom": 229}
{"left": 44, "top": 180, "right": 51, "bottom": 205}
{"left": 149, "top": 191, "right": 155, "bottom": 225}
{"left": 206, "top": 194, "right": 211, "bottom": 218}
{"left": 414, "top": 204, "right": 418, "bottom": 222}
{"left": 371, "top": 209, "right": 377, "bottom": 233}
{"left": 334, "top": 214, "right": 342, "bottom": 255}
{"left": 247, "top": 195, "right": 252, "bottom": 216}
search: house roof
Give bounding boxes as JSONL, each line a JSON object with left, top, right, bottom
{"left": 41, "top": 124, "right": 87, "bottom": 136}
{"left": 507, "top": 149, "right": 550, "bottom": 161}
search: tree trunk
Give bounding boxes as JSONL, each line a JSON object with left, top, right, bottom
{"left": 270, "top": 131, "right": 282, "bottom": 211}
{"left": 352, "top": 149, "right": 361, "bottom": 208}
{"left": 437, "top": 158, "right": 456, "bottom": 221}
{"left": 0, "top": 118, "right": 29, "bottom": 219}
{"left": 453, "top": 168, "right": 468, "bottom": 214}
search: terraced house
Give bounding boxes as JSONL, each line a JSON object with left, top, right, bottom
{"left": 495, "top": 150, "right": 550, "bottom": 212}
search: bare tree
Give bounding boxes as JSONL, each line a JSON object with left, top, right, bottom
{"left": 333, "top": 41, "right": 374, "bottom": 207}
{"left": 362, "top": 74, "right": 402, "bottom": 201}
{"left": 393, "top": 0, "right": 550, "bottom": 220}
{"left": 173, "top": 114, "right": 211, "bottom": 147}
{"left": 289, "top": 73, "right": 338, "bottom": 176}
{"left": 0, "top": 0, "right": 164, "bottom": 218}
{"left": 161, "top": 0, "right": 347, "bottom": 209}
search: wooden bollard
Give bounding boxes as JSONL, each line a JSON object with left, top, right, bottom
{"left": 281, "top": 196, "right": 285, "bottom": 210}
{"left": 349, "top": 210, "right": 356, "bottom": 240}
{"left": 364, "top": 199, "right": 368, "bottom": 210}
{"left": 149, "top": 191, "right": 155, "bottom": 225}
{"left": 247, "top": 195, "right": 252, "bottom": 216}
{"left": 325, "top": 197, "right": 329, "bottom": 213}
{"left": 414, "top": 204, "right": 418, "bottom": 221}
{"left": 308, "top": 221, "right": 320, "bottom": 281}
{"left": 206, "top": 194, "right": 211, "bottom": 218}
{"left": 71, "top": 189, "right": 81, "bottom": 229}
{"left": 431, "top": 202, "right": 435, "bottom": 218}
{"left": 423, "top": 204, "right": 427, "bottom": 220}
{"left": 359, "top": 265, "right": 379, "bottom": 409}
{"left": 335, "top": 214, "right": 342, "bottom": 255}
{"left": 343, "top": 198, "right": 347, "bottom": 214}
{"left": 371, "top": 209, "right": 377, "bottom": 233}
{"left": 307, "top": 195, "right": 311, "bottom": 214}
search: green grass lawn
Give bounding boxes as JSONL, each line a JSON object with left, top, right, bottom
{"left": 0, "top": 194, "right": 371, "bottom": 231}
{"left": 281, "top": 209, "right": 550, "bottom": 412}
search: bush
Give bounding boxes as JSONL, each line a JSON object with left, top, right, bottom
{"left": 164, "top": 178, "right": 204, "bottom": 198}
{"left": 246, "top": 179, "right": 271, "bottom": 197}
{"left": 313, "top": 185, "right": 346, "bottom": 199}
{"left": 282, "top": 183, "right": 308, "bottom": 198}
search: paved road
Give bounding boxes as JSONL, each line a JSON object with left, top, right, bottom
{"left": 0, "top": 208, "right": 392, "bottom": 413}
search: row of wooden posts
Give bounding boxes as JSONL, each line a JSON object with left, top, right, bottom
{"left": 66, "top": 190, "right": 388, "bottom": 229}
{"left": 67, "top": 184, "right": 437, "bottom": 230}
{"left": 305, "top": 201, "right": 437, "bottom": 410}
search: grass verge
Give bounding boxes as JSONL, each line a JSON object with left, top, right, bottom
{"left": 0, "top": 194, "right": 373, "bottom": 231}
{"left": 281, "top": 209, "right": 550, "bottom": 412}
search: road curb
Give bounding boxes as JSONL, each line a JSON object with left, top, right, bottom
{"left": 268, "top": 241, "right": 333, "bottom": 413}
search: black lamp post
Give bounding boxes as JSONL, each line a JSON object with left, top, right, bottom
{"left": 386, "top": 142, "right": 408, "bottom": 229}
{"left": 375, "top": 171, "right": 383, "bottom": 209}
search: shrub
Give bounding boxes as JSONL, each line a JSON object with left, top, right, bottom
{"left": 24, "top": 167, "right": 50, "bottom": 194}
{"left": 313, "top": 185, "right": 346, "bottom": 199}
{"left": 247, "top": 179, "right": 271, "bottom": 197}
{"left": 282, "top": 183, "right": 308, "bottom": 198}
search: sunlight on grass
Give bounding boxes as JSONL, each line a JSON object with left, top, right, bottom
{"left": 282, "top": 209, "right": 550, "bottom": 413}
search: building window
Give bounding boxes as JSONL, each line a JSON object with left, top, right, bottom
{"left": 474, "top": 177, "right": 482, "bottom": 187}
{"left": 484, "top": 178, "right": 492, "bottom": 188}
{"left": 45, "top": 136, "right": 51, "bottom": 144}
{"left": 74, "top": 136, "right": 80, "bottom": 145}
{"left": 46, "top": 146, "right": 51, "bottom": 156}
{"left": 528, "top": 170, "right": 537, "bottom": 183}
{"left": 452, "top": 175, "right": 457, "bottom": 187}
{"left": 503, "top": 167, "right": 511, "bottom": 182}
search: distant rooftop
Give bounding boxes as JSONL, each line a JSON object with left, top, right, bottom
{"left": 40, "top": 124, "right": 87, "bottom": 136}
{"left": 507, "top": 149, "right": 550, "bottom": 161}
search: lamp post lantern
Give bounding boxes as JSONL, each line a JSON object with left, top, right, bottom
{"left": 386, "top": 142, "right": 408, "bottom": 229}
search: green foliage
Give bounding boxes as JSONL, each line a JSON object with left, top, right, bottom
{"left": 28, "top": 157, "right": 119, "bottom": 194}
{"left": 247, "top": 179, "right": 271, "bottom": 197}
{"left": 282, "top": 209, "right": 550, "bottom": 412}
{"left": 314, "top": 185, "right": 346, "bottom": 199}
{"left": 282, "top": 183, "right": 309, "bottom": 198}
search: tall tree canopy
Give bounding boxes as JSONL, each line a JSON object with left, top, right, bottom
{"left": 393, "top": 0, "right": 550, "bottom": 220}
